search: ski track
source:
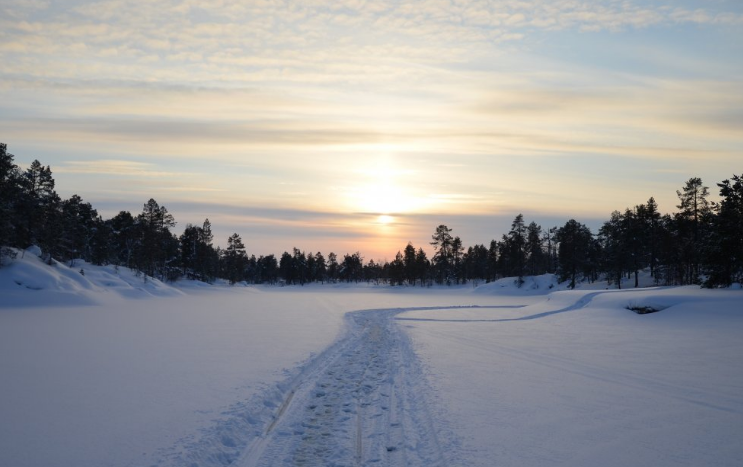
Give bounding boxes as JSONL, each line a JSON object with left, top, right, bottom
{"left": 235, "top": 307, "right": 452, "bottom": 467}
{"left": 156, "top": 296, "right": 616, "bottom": 467}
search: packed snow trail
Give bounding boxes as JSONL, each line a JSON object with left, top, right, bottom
{"left": 232, "top": 306, "right": 486, "bottom": 467}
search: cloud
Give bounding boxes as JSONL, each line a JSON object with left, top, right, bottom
{"left": 1, "top": 0, "right": 740, "bottom": 253}
{"left": 55, "top": 159, "right": 188, "bottom": 178}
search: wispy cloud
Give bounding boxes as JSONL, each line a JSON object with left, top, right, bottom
{"left": 1, "top": 0, "right": 741, "bottom": 259}
{"left": 55, "top": 160, "right": 188, "bottom": 178}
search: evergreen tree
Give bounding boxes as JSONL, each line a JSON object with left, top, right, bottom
{"left": 487, "top": 239, "right": 498, "bottom": 281}
{"left": 501, "top": 214, "right": 527, "bottom": 285}
{"left": 60, "top": 194, "right": 100, "bottom": 265}
{"left": 180, "top": 224, "right": 202, "bottom": 279}
{"left": 340, "top": 252, "right": 363, "bottom": 282}
{"left": 108, "top": 211, "right": 137, "bottom": 268}
{"left": 313, "top": 252, "right": 327, "bottom": 283}
{"left": 364, "top": 259, "right": 383, "bottom": 284}
{"left": 279, "top": 251, "right": 294, "bottom": 284}
{"left": 675, "top": 177, "right": 710, "bottom": 284}
{"left": 525, "top": 222, "right": 545, "bottom": 276}
{"left": 294, "top": 248, "right": 308, "bottom": 285}
{"left": 452, "top": 236, "right": 464, "bottom": 284}
{"left": 327, "top": 252, "right": 339, "bottom": 283}
{"left": 18, "top": 160, "right": 57, "bottom": 254}
{"left": 415, "top": 247, "right": 430, "bottom": 286}
{"left": 257, "top": 254, "right": 279, "bottom": 284}
{"left": 388, "top": 252, "right": 405, "bottom": 285}
{"left": 556, "top": 219, "right": 593, "bottom": 289}
{"left": 706, "top": 174, "right": 743, "bottom": 286}
{"left": 0, "top": 143, "right": 22, "bottom": 263}
{"left": 543, "top": 226, "right": 558, "bottom": 274}
{"left": 223, "top": 233, "right": 248, "bottom": 284}
{"left": 599, "top": 211, "right": 628, "bottom": 288}
{"left": 403, "top": 242, "right": 417, "bottom": 285}
{"left": 430, "top": 224, "right": 454, "bottom": 284}
{"left": 135, "top": 199, "right": 177, "bottom": 279}
{"left": 645, "top": 197, "right": 661, "bottom": 278}
{"left": 622, "top": 207, "right": 645, "bottom": 288}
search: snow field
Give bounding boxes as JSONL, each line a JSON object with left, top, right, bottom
{"left": 400, "top": 287, "right": 743, "bottom": 467}
{"left": 1, "top": 254, "right": 741, "bottom": 467}
{"left": 0, "top": 288, "right": 348, "bottom": 467}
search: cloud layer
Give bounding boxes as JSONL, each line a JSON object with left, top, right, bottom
{"left": 1, "top": 0, "right": 741, "bottom": 257}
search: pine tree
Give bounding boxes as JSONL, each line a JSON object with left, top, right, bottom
{"left": 223, "top": 233, "right": 247, "bottom": 285}
{"left": 706, "top": 174, "right": 743, "bottom": 286}
{"left": 0, "top": 143, "right": 22, "bottom": 263}
{"left": 313, "top": 252, "right": 327, "bottom": 283}
{"left": 599, "top": 211, "right": 628, "bottom": 288}
{"left": 327, "top": 252, "right": 339, "bottom": 283}
{"left": 389, "top": 251, "right": 405, "bottom": 286}
{"left": 645, "top": 197, "right": 661, "bottom": 278}
{"left": 293, "top": 248, "right": 308, "bottom": 285}
{"left": 556, "top": 219, "right": 593, "bottom": 289}
{"left": 279, "top": 251, "right": 294, "bottom": 284}
{"left": 415, "top": 247, "right": 430, "bottom": 286}
{"left": 526, "top": 222, "right": 545, "bottom": 276}
{"left": 675, "top": 177, "right": 710, "bottom": 284}
{"left": 503, "top": 214, "right": 527, "bottom": 285}
{"left": 430, "top": 225, "right": 454, "bottom": 284}
{"left": 60, "top": 195, "right": 100, "bottom": 265}
{"left": 401, "top": 242, "right": 416, "bottom": 285}
{"left": 487, "top": 239, "right": 498, "bottom": 281}
{"left": 452, "top": 236, "right": 464, "bottom": 284}
{"left": 109, "top": 211, "right": 137, "bottom": 268}
{"left": 18, "top": 160, "right": 57, "bottom": 252}
{"left": 135, "top": 199, "right": 176, "bottom": 279}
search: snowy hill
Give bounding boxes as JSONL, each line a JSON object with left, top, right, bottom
{"left": 472, "top": 269, "right": 668, "bottom": 297}
{"left": 0, "top": 247, "right": 184, "bottom": 307}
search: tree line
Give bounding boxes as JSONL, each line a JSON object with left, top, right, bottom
{"left": 1, "top": 143, "right": 742, "bottom": 288}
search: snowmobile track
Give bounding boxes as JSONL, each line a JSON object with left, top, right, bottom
{"left": 234, "top": 307, "right": 461, "bottom": 467}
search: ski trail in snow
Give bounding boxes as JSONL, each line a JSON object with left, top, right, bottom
{"left": 396, "top": 291, "right": 611, "bottom": 323}
{"left": 232, "top": 307, "right": 458, "bottom": 467}
{"left": 154, "top": 296, "right": 615, "bottom": 467}
{"left": 266, "top": 389, "right": 296, "bottom": 435}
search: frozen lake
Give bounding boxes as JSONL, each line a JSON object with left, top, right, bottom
{"left": 1, "top": 284, "right": 742, "bottom": 466}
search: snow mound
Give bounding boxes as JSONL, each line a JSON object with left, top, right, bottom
{"left": 0, "top": 247, "right": 184, "bottom": 307}
{"left": 472, "top": 274, "right": 562, "bottom": 296}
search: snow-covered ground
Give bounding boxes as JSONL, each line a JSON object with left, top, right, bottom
{"left": 1, "top": 250, "right": 741, "bottom": 466}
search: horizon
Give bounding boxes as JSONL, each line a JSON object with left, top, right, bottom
{"left": 2, "top": 0, "right": 741, "bottom": 259}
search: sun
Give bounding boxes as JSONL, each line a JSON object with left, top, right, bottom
{"left": 345, "top": 157, "right": 425, "bottom": 217}
{"left": 377, "top": 214, "right": 394, "bottom": 225}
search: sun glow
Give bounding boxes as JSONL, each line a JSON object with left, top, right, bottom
{"left": 345, "top": 157, "right": 428, "bottom": 218}
{"left": 377, "top": 215, "right": 394, "bottom": 225}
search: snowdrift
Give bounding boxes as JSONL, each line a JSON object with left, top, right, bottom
{"left": 0, "top": 247, "right": 184, "bottom": 307}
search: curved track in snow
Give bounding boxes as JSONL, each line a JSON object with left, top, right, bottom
{"left": 157, "top": 298, "right": 613, "bottom": 467}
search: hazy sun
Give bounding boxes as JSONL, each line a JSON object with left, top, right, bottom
{"left": 346, "top": 157, "right": 425, "bottom": 217}
{"left": 377, "top": 214, "right": 394, "bottom": 225}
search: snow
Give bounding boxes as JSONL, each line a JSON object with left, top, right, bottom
{"left": 401, "top": 287, "right": 743, "bottom": 467}
{"left": 0, "top": 247, "right": 183, "bottom": 308}
{"left": 1, "top": 255, "right": 742, "bottom": 467}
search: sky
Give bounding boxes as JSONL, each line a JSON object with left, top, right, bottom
{"left": 1, "top": 0, "right": 742, "bottom": 260}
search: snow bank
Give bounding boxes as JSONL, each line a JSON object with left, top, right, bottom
{"left": 0, "top": 247, "right": 183, "bottom": 307}
{"left": 472, "top": 270, "right": 671, "bottom": 297}
{"left": 472, "top": 274, "right": 562, "bottom": 295}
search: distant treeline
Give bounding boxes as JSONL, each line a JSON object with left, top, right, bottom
{"left": 1, "top": 143, "right": 742, "bottom": 288}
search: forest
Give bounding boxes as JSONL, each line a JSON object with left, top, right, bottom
{"left": 1, "top": 142, "right": 741, "bottom": 288}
